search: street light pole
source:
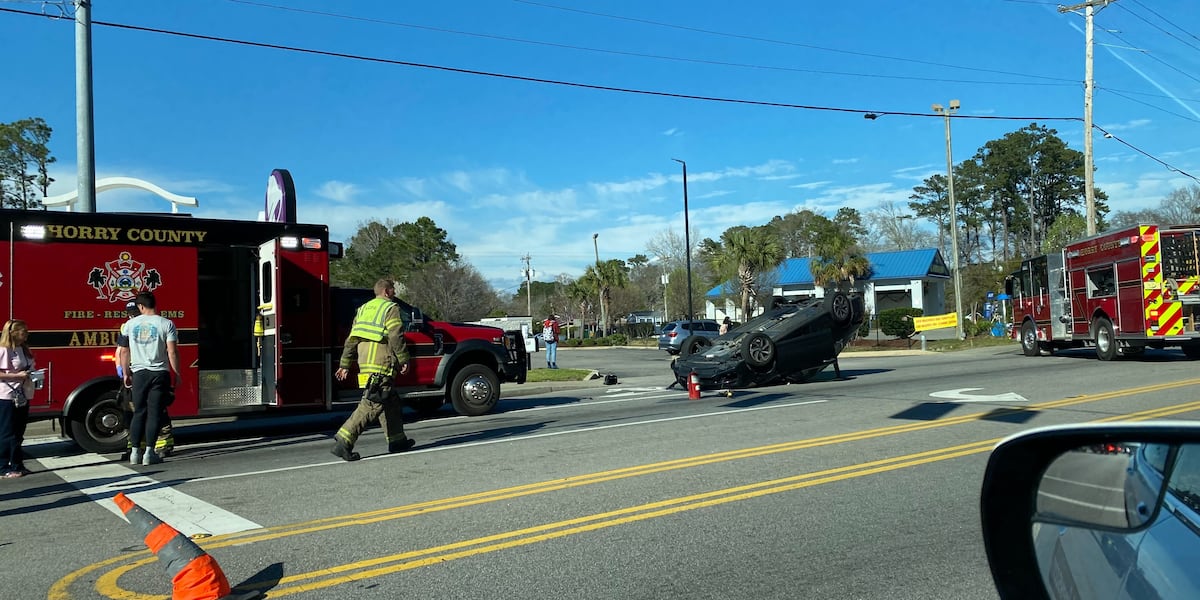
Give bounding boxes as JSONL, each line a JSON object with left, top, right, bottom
{"left": 592, "top": 232, "right": 606, "bottom": 336}
{"left": 932, "top": 100, "right": 965, "bottom": 340}
{"left": 672, "top": 159, "right": 694, "bottom": 332}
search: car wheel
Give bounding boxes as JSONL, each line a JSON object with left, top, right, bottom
{"left": 825, "top": 292, "right": 853, "bottom": 327}
{"left": 680, "top": 335, "right": 713, "bottom": 358}
{"left": 449, "top": 365, "right": 500, "bottom": 416}
{"left": 1020, "top": 321, "right": 1039, "bottom": 357}
{"left": 742, "top": 332, "right": 775, "bottom": 368}
{"left": 1094, "top": 318, "right": 1117, "bottom": 361}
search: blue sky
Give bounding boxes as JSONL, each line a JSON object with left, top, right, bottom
{"left": 3, "top": 0, "right": 1199, "bottom": 294}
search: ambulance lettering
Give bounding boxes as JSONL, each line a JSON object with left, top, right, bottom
{"left": 87, "top": 251, "right": 163, "bottom": 303}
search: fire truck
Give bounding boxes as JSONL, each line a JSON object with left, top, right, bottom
{"left": 1005, "top": 224, "right": 1200, "bottom": 360}
{"left": 1, "top": 208, "right": 527, "bottom": 453}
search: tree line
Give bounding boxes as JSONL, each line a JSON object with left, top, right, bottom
{"left": 10, "top": 115, "right": 1200, "bottom": 327}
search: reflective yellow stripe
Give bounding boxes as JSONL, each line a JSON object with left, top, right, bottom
{"left": 349, "top": 298, "right": 393, "bottom": 341}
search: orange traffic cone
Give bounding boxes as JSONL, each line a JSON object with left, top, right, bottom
{"left": 112, "top": 492, "right": 232, "bottom": 600}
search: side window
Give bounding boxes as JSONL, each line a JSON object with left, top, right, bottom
{"left": 1142, "top": 443, "right": 1172, "bottom": 474}
{"left": 705, "top": 322, "right": 719, "bottom": 332}
{"left": 680, "top": 323, "right": 692, "bottom": 331}
{"left": 1087, "top": 267, "right": 1116, "bottom": 298}
{"left": 1167, "top": 445, "right": 1200, "bottom": 514}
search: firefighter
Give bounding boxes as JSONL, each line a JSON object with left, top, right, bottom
{"left": 331, "top": 278, "right": 416, "bottom": 461}
{"left": 116, "top": 301, "right": 174, "bottom": 461}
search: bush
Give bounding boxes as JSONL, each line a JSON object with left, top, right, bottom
{"left": 582, "top": 338, "right": 598, "bottom": 346}
{"left": 607, "top": 333, "right": 627, "bottom": 346}
{"left": 968, "top": 318, "right": 994, "bottom": 337}
{"left": 879, "top": 307, "right": 924, "bottom": 339}
{"left": 858, "top": 315, "right": 872, "bottom": 339}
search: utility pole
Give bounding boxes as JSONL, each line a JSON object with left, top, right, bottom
{"left": 1059, "top": 0, "right": 1115, "bottom": 236}
{"left": 672, "top": 159, "right": 694, "bottom": 331}
{"left": 933, "top": 100, "right": 965, "bottom": 341}
{"left": 76, "top": 0, "right": 96, "bottom": 213}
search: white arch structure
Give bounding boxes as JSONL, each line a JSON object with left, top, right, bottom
{"left": 41, "top": 176, "right": 199, "bottom": 213}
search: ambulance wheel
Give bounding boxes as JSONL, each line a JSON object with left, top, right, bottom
{"left": 450, "top": 365, "right": 500, "bottom": 416}
{"left": 1094, "top": 318, "right": 1118, "bottom": 361}
{"left": 408, "top": 397, "right": 444, "bottom": 417}
{"left": 69, "top": 388, "right": 127, "bottom": 454}
{"left": 1020, "top": 321, "right": 1039, "bottom": 357}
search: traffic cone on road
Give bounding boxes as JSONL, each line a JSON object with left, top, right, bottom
{"left": 112, "top": 492, "right": 232, "bottom": 600}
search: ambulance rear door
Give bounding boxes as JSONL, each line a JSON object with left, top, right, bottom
{"left": 257, "top": 235, "right": 330, "bottom": 408}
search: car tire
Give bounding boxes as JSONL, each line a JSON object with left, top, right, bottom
{"left": 742, "top": 332, "right": 775, "bottom": 368}
{"left": 825, "top": 292, "right": 853, "bottom": 328}
{"left": 679, "top": 335, "right": 713, "bottom": 358}
{"left": 1020, "top": 321, "right": 1039, "bottom": 357}
{"left": 1094, "top": 317, "right": 1117, "bottom": 361}
{"left": 449, "top": 364, "right": 500, "bottom": 416}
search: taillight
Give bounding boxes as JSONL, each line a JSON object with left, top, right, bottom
{"left": 668, "top": 332, "right": 677, "bottom": 338}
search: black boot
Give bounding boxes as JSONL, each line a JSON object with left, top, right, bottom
{"left": 388, "top": 438, "right": 417, "bottom": 454}
{"left": 331, "top": 440, "right": 361, "bottom": 462}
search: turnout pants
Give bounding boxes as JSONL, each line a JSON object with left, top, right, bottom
{"left": 335, "top": 379, "right": 408, "bottom": 449}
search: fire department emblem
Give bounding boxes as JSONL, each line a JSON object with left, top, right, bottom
{"left": 88, "top": 251, "right": 162, "bottom": 302}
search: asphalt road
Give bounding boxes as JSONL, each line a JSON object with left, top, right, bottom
{"left": 4, "top": 343, "right": 1200, "bottom": 600}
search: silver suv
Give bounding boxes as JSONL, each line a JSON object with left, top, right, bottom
{"left": 657, "top": 319, "right": 721, "bottom": 354}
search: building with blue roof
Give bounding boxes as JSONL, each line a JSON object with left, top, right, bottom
{"left": 705, "top": 248, "right": 951, "bottom": 320}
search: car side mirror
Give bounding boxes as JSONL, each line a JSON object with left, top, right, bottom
{"left": 980, "top": 423, "right": 1200, "bottom": 600}
{"left": 408, "top": 309, "right": 424, "bottom": 331}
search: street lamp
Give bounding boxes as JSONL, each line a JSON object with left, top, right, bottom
{"left": 672, "top": 158, "right": 695, "bottom": 333}
{"left": 932, "top": 99, "right": 965, "bottom": 341}
{"left": 592, "top": 232, "right": 606, "bottom": 336}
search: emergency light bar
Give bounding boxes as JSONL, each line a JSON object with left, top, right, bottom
{"left": 19, "top": 225, "right": 45, "bottom": 239}
{"left": 280, "top": 236, "right": 299, "bottom": 249}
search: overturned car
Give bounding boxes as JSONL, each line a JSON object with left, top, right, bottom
{"left": 671, "top": 292, "right": 865, "bottom": 389}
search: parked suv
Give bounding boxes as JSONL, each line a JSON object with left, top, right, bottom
{"left": 657, "top": 319, "right": 721, "bottom": 354}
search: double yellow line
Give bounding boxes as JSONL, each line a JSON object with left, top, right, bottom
{"left": 53, "top": 379, "right": 1200, "bottom": 599}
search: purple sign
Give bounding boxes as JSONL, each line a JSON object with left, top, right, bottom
{"left": 264, "top": 169, "right": 297, "bottom": 223}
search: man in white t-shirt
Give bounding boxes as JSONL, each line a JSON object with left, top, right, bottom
{"left": 119, "top": 291, "right": 181, "bottom": 466}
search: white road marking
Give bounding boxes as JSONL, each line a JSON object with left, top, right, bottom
{"left": 190, "top": 398, "right": 829, "bottom": 483}
{"left": 929, "top": 388, "right": 1028, "bottom": 403}
{"left": 34, "top": 454, "right": 262, "bottom": 537}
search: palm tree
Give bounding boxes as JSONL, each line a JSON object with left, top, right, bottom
{"left": 709, "top": 226, "right": 786, "bottom": 320}
{"left": 565, "top": 280, "right": 593, "bottom": 340}
{"left": 810, "top": 221, "right": 871, "bottom": 291}
{"left": 581, "top": 259, "right": 629, "bottom": 336}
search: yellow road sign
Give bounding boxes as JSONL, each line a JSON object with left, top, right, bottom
{"left": 913, "top": 312, "right": 958, "bottom": 331}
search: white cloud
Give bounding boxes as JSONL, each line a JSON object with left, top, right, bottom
{"left": 789, "top": 180, "right": 832, "bottom": 190}
{"left": 696, "top": 190, "right": 734, "bottom": 199}
{"left": 313, "top": 180, "right": 362, "bottom": 204}
{"left": 662, "top": 127, "right": 681, "bottom": 136}
{"left": 1100, "top": 118, "right": 1152, "bottom": 132}
{"left": 892, "top": 164, "right": 940, "bottom": 182}
{"left": 832, "top": 158, "right": 860, "bottom": 165}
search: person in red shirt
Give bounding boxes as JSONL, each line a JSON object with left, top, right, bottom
{"left": 541, "top": 314, "right": 560, "bottom": 369}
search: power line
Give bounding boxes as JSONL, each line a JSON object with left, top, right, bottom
{"left": 225, "top": 0, "right": 1072, "bottom": 89}
{"left": 1127, "top": 0, "right": 1200, "bottom": 45}
{"left": 1093, "top": 124, "right": 1200, "bottom": 183}
{"left": 511, "top": 0, "right": 1079, "bottom": 84}
{"left": 1099, "top": 85, "right": 1200, "bottom": 105}
{"left": 2, "top": 5, "right": 1193, "bottom": 183}
{"left": 1115, "top": 2, "right": 1200, "bottom": 54}
{"left": 0, "top": 5, "right": 1081, "bottom": 122}
{"left": 1101, "top": 88, "right": 1200, "bottom": 124}
{"left": 1097, "top": 18, "right": 1200, "bottom": 86}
